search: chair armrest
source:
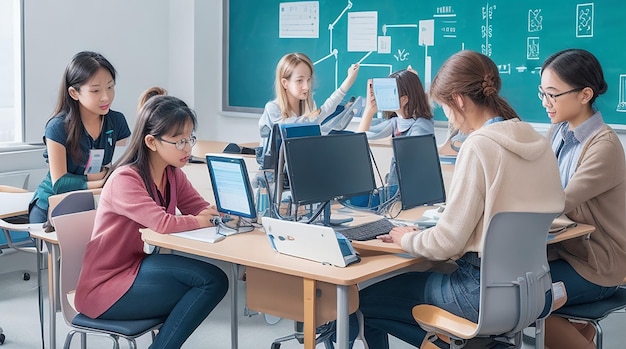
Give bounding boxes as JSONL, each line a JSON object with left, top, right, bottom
{"left": 412, "top": 304, "right": 478, "bottom": 339}
{"left": 0, "top": 219, "right": 43, "bottom": 232}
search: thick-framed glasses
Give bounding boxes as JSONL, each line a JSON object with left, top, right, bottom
{"left": 157, "top": 135, "right": 197, "bottom": 150}
{"left": 537, "top": 86, "right": 583, "bottom": 104}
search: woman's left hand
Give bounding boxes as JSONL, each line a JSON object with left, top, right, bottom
{"left": 377, "top": 226, "right": 419, "bottom": 245}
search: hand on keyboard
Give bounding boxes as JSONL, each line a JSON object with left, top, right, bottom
{"left": 335, "top": 218, "right": 396, "bottom": 241}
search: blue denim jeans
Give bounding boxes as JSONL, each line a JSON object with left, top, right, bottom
{"left": 358, "top": 259, "right": 480, "bottom": 348}
{"left": 29, "top": 202, "right": 48, "bottom": 223}
{"left": 99, "top": 254, "right": 229, "bottom": 349}
{"left": 549, "top": 259, "right": 617, "bottom": 306}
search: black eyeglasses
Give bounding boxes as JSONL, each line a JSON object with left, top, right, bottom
{"left": 157, "top": 135, "right": 197, "bottom": 150}
{"left": 538, "top": 86, "right": 584, "bottom": 104}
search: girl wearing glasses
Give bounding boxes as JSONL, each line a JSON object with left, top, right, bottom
{"left": 75, "top": 94, "right": 228, "bottom": 349}
{"left": 541, "top": 49, "right": 626, "bottom": 349}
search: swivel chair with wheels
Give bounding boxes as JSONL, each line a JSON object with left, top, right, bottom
{"left": 412, "top": 211, "right": 559, "bottom": 349}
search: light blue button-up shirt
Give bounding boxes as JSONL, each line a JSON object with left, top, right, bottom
{"left": 550, "top": 111, "right": 604, "bottom": 188}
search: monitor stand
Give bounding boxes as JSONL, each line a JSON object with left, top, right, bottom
{"left": 322, "top": 201, "right": 353, "bottom": 226}
{"left": 217, "top": 215, "right": 255, "bottom": 234}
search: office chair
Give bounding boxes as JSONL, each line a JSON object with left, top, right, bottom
{"left": 412, "top": 211, "right": 559, "bottom": 349}
{"left": 52, "top": 209, "right": 164, "bottom": 349}
{"left": 551, "top": 281, "right": 626, "bottom": 349}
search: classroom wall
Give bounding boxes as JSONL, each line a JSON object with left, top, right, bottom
{"left": 4, "top": 0, "right": 626, "bottom": 189}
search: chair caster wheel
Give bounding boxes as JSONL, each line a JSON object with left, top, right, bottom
{"left": 271, "top": 343, "right": 281, "bottom": 349}
{"left": 23, "top": 272, "right": 30, "bottom": 281}
{"left": 0, "top": 333, "right": 5, "bottom": 344}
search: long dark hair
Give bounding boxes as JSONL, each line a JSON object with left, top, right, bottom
{"left": 384, "top": 69, "right": 433, "bottom": 120}
{"left": 541, "top": 48, "right": 607, "bottom": 105}
{"left": 430, "top": 50, "right": 520, "bottom": 121}
{"left": 49, "top": 51, "right": 117, "bottom": 163}
{"left": 112, "top": 95, "right": 197, "bottom": 200}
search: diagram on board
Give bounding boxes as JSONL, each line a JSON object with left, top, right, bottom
{"left": 275, "top": 1, "right": 615, "bottom": 112}
{"left": 481, "top": 3, "right": 496, "bottom": 57}
{"left": 576, "top": 3, "right": 594, "bottom": 38}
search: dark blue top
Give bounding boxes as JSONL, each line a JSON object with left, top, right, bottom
{"left": 31, "top": 110, "right": 131, "bottom": 211}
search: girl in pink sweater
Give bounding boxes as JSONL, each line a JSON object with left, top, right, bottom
{"left": 75, "top": 94, "right": 228, "bottom": 348}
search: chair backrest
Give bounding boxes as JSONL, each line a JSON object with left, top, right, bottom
{"left": 49, "top": 190, "right": 98, "bottom": 220}
{"left": 476, "top": 211, "right": 559, "bottom": 336}
{"left": 52, "top": 209, "right": 97, "bottom": 325}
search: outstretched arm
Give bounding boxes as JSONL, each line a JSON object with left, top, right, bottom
{"left": 357, "top": 79, "right": 378, "bottom": 132}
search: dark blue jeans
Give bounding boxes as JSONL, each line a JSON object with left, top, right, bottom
{"left": 549, "top": 259, "right": 617, "bottom": 305}
{"left": 99, "top": 254, "right": 229, "bottom": 349}
{"left": 358, "top": 259, "right": 480, "bottom": 348}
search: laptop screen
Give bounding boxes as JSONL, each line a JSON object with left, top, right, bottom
{"left": 205, "top": 154, "right": 257, "bottom": 220}
{"left": 392, "top": 134, "right": 446, "bottom": 210}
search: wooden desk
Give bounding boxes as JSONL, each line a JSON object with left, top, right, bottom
{"left": 0, "top": 189, "right": 32, "bottom": 219}
{"left": 140, "top": 228, "right": 426, "bottom": 349}
{"left": 191, "top": 140, "right": 259, "bottom": 159}
{"left": 351, "top": 205, "right": 596, "bottom": 254}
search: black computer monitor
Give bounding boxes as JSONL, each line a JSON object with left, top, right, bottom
{"left": 283, "top": 132, "right": 376, "bottom": 206}
{"left": 392, "top": 134, "right": 446, "bottom": 210}
{"left": 206, "top": 154, "right": 257, "bottom": 232}
{"left": 261, "top": 123, "right": 282, "bottom": 170}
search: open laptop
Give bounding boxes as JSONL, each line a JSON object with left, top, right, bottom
{"left": 261, "top": 217, "right": 360, "bottom": 267}
{"left": 392, "top": 134, "right": 446, "bottom": 210}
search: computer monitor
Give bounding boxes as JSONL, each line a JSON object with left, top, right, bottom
{"left": 205, "top": 154, "right": 257, "bottom": 232}
{"left": 260, "top": 122, "right": 321, "bottom": 170}
{"left": 283, "top": 132, "right": 376, "bottom": 206}
{"left": 281, "top": 123, "right": 321, "bottom": 139}
{"left": 392, "top": 134, "right": 446, "bottom": 210}
{"left": 261, "top": 123, "right": 282, "bottom": 170}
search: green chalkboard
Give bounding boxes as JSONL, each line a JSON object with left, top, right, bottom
{"left": 225, "top": 0, "right": 626, "bottom": 125}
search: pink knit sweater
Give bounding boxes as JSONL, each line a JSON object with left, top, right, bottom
{"left": 75, "top": 165, "right": 208, "bottom": 318}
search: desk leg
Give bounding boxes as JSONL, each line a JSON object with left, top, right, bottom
{"left": 336, "top": 285, "right": 349, "bottom": 349}
{"left": 303, "top": 279, "right": 317, "bottom": 349}
{"left": 36, "top": 239, "right": 45, "bottom": 348}
{"left": 230, "top": 264, "right": 239, "bottom": 349}
{"left": 47, "top": 242, "right": 58, "bottom": 349}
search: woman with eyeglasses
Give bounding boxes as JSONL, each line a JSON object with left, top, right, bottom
{"left": 540, "top": 49, "right": 626, "bottom": 349}
{"left": 74, "top": 93, "right": 228, "bottom": 349}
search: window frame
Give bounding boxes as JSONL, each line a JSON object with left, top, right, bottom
{"left": 0, "top": 0, "right": 24, "bottom": 147}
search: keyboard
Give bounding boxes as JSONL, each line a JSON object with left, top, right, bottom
{"left": 335, "top": 218, "right": 396, "bottom": 241}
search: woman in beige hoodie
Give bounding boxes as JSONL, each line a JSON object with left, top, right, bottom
{"left": 354, "top": 50, "right": 565, "bottom": 348}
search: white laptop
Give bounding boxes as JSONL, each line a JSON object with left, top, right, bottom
{"left": 261, "top": 217, "right": 360, "bottom": 267}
